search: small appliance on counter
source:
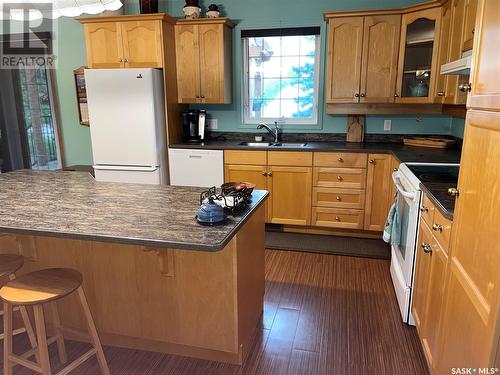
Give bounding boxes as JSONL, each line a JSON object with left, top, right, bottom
{"left": 182, "top": 110, "right": 206, "bottom": 143}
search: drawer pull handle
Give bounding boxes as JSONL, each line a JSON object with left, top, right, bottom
{"left": 420, "top": 206, "right": 428, "bottom": 213}
{"left": 369, "top": 159, "right": 375, "bottom": 164}
{"left": 268, "top": 172, "right": 273, "bottom": 177}
{"left": 337, "top": 176, "right": 343, "bottom": 181}
{"left": 335, "top": 216, "right": 341, "bottom": 222}
{"left": 337, "top": 157, "right": 344, "bottom": 162}
{"left": 421, "top": 242, "right": 433, "bottom": 254}
{"left": 262, "top": 172, "right": 267, "bottom": 176}
{"left": 432, "top": 223, "right": 443, "bottom": 232}
{"left": 336, "top": 196, "right": 341, "bottom": 201}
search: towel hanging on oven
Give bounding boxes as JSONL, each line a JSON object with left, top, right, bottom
{"left": 383, "top": 197, "right": 401, "bottom": 245}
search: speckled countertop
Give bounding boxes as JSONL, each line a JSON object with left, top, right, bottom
{"left": 169, "top": 140, "right": 462, "bottom": 164}
{"left": 0, "top": 170, "right": 267, "bottom": 251}
{"left": 420, "top": 183, "right": 457, "bottom": 220}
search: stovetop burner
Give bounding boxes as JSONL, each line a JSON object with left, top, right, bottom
{"left": 406, "top": 164, "right": 459, "bottom": 184}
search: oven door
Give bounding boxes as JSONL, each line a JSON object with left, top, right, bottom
{"left": 390, "top": 171, "right": 421, "bottom": 323}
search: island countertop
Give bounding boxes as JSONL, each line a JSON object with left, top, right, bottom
{"left": 0, "top": 170, "right": 268, "bottom": 251}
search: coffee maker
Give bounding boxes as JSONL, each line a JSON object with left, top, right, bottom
{"left": 182, "top": 110, "right": 206, "bottom": 143}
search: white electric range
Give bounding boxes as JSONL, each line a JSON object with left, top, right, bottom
{"left": 390, "top": 162, "right": 459, "bottom": 325}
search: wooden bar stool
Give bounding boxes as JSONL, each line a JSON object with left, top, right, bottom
{"left": 0, "top": 268, "right": 110, "bottom": 375}
{"left": 0, "top": 254, "right": 39, "bottom": 355}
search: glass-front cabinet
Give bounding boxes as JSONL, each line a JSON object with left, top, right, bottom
{"left": 395, "top": 8, "right": 442, "bottom": 103}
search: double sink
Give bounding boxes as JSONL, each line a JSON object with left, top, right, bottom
{"left": 238, "top": 142, "right": 308, "bottom": 149}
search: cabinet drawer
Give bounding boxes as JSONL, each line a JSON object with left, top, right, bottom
{"left": 224, "top": 150, "right": 267, "bottom": 165}
{"left": 420, "top": 194, "right": 435, "bottom": 226}
{"left": 312, "top": 188, "right": 365, "bottom": 209}
{"left": 313, "top": 167, "right": 366, "bottom": 189}
{"left": 268, "top": 151, "right": 312, "bottom": 166}
{"left": 431, "top": 208, "right": 452, "bottom": 252}
{"left": 312, "top": 207, "right": 364, "bottom": 229}
{"left": 314, "top": 152, "right": 367, "bottom": 168}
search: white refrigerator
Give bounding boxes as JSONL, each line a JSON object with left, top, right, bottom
{"left": 85, "top": 68, "right": 168, "bottom": 184}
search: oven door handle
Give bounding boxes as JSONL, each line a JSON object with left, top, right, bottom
{"left": 392, "top": 172, "right": 417, "bottom": 200}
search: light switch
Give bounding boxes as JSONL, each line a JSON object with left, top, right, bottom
{"left": 384, "top": 119, "right": 392, "bottom": 131}
{"left": 206, "top": 119, "right": 218, "bottom": 130}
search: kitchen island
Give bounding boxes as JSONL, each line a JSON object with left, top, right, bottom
{"left": 0, "top": 170, "right": 267, "bottom": 364}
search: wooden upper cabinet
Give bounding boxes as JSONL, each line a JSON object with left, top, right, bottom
{"left": 360, "top": 15, "right": 401, "bottom": 103}
{"left": 121, "top": 20, "right": 163, "bottom": 68}
{"left": 436, "top": 109, "right": 500, "bottom": 372}
{"left": 364, "top": 154, "right": 392, "bottom": 231}
{"left": 462, "top": 0, "right": 478, "bottom": 51}
{"left": 83, "top": 22, "right": 124, "bottom": 68}
{"left": 325, "top": 17, "right": 363, "bottom": 103}
{"left": 175, "top": 19, "right": 233, "bottom": 104}
{"left": 80, "top": 14, "right": 175, "bottom": 69}
{"left": 175, "top": 24, "right": 201, "bottom": 103}
{"left": 395, "top": 7, "right": 442, "bottom": 103}
{"left": 468, "top": 0, "right": 500, "bottom": 111}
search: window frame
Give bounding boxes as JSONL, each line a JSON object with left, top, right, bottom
{"left": 241, "top": 33, "right": 321, "bottom": 126}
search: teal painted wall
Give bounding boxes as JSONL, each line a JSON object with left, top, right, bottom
{"left": 450, "top": 117, "right": 466, "bottom": 138}
{"left": 1, "top": 0, "right": 456, "bottom": 165}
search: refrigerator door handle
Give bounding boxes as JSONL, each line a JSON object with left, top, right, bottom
{"left": 93, "top": 165, "right": 158, "bottom": 172}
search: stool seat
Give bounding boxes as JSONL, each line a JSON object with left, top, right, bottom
{"left": 0, "top": 254, "right": 24, "bottom": 278}
{"left": 0, "top": 268, "right": 82, "bottom": 305}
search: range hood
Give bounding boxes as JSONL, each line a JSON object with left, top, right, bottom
{"left": 440, "top": 50, "right": 472, "bottom": 75}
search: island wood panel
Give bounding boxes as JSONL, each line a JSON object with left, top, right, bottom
{"left": 325, "top": 17, "right": 364, "bottom": 103}
{"left": 0, "top": 205, "right": 265, "bottom": 365}
{"left": 359, "top": 14, "right": 401, "bottom": 103}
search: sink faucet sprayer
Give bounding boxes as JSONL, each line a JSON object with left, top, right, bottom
{"left": 257, "top": 122, "right": 280, "bottom": 143}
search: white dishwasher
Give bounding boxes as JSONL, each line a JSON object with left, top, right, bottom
{"left": 168, "top": 148, "right": 224, "bottom": 187}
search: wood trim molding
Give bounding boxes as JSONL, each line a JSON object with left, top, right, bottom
{"left": 324, "top": 0, "right": 446, "bottom": 19}
{"left": 78, "top": 13, "right": 176, "bottom": 24}
{"left": 325, "top": 103, "right": 444, "bottom": 115}
{"left": 442, "top": 104, "right": 467, "bottom": 118}
{"left": 175, "top": 17, "right": 235, "bottom": 28}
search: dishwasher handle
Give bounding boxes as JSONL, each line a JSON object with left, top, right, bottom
{"left": 392, "top": 172, "right": 417, "bottom": 200}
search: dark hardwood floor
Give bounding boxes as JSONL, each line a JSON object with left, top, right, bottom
{"left": 1, "top": 249, "right": 429, "bottom": 375}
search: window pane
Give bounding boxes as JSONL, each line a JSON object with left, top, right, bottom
{"left": 261, "top": 99, "right": 280, "bottom": 118}
{"left": 281, "top": 57, "right": 300, "bottom": 77}
{"left": 300, "top": 35, "right": 316, "bottom": 56}
{"left": 280, "top": 79, "right": 299, "bottom": 99}
{"left": 280, "top": 99, "right": 299, "bottom": 118}
{"left": 262, "top": 78, "right": 281, "bottom": 99}
{"left": 281, "top": 36, "right": 301, "bottom": 56}
{"left": 262, "top": 57, "right": 282, "bottom": 78}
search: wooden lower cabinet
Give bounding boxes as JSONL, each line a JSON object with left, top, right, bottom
{"left": 364, "top": 154, "right": 392, "bottom": 231}
{"left": 413, "top": 222, "right": 434, "bottom": 331}
{"left": 267, "top": 166, "right": 312, "bottom": 226}
{"left": 311, "top": 207, "right": 364, "bottom": 229}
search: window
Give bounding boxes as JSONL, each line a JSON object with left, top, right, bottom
{"left": 242, "top": 27, "right": 320, "bottom": 125}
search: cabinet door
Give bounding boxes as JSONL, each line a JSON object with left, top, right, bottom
{"left": 468, "top": 0, "right": 500, "bottom": 111}
{"left": 175, "top": 24, "right": 201, "bottom": 103}
{"left": 389, "top": 155, "right": 400, "bottom": 201}
{"left": 325, "top": 17, "right": 364, "bottom": 103}
{"left": 435, "top": 0, "right": 454, "bottom": 103}
{"left": 199, "top": 24, "right": 226, "bottom": 104}
{"left": 121, "top": 21, "right": 163, "bottom": 68}
{"left": 83, "top": 22, "right": 124, "bottom": 68}
{"left": 462, "top": 0, "right": 478, "bottom": 51}
{"left": 359, "top": 15, "right": 401, "bottom": 103}
{"left": 436, "top": 109, "right": 500, "bottom": 372}
{"left": 395, "top": 8, "right": 442, "bottom": 103}
{"left": 412, "top": 221, "right": 434, "bottom": 333}
{"left": 268, "top": 166, "right": 312, "bottom": 226}
{"left": 364, "top": 154, "right": 391, "bottom": 231}
{"left": 443, "top": 0, "right": 468, "bottom": 105}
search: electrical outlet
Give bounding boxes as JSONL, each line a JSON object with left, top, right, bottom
{"left": 206, "top": 119, "right": 218, "bottom": 130}
{"left": 384, "top": 119, "right": 392, "bottom": 131}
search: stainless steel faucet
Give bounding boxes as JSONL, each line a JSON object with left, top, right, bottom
{"left": 257, "top": 122, "right": 280, "bottom": 143}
